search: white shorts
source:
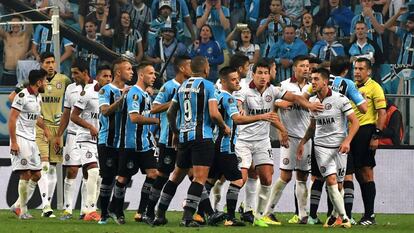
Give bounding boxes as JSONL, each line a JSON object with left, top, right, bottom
{"left": 314, "top": 145, "right": 347, "bottom": 182}
{"left": 62, "top": 133, "right": 81, "bottom": 166}
{"left": 10, "top": 136, "right": 41, "bottom": 171}
{"left": 72, "top": 142, "right": 99, "bottom": 166}
{"left": 279, "top": 137, "right": 311, "bottom": 171}
{"left": 235, "top": 139, "right": 273, "bottom": 169}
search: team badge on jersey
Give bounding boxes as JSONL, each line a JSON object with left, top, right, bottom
{"left": 207, "top": 47, "right": 213, "bottom": 54}
{"left": 325, "top": 103, "right": 332, "bottom": 110}
{"left": 99, "top": 89, "right": 105, "bottom": 95}
{"left": 265, "top": 95, "right": 272, "bottom": 102}
{"left": 283, "top": 158, "right": 289, "bottom": 165}
{"left": 133, "top": 94, "right": 138, "bottom": 101}
{"left": 18, "top": 92, "right": 25, "bottom": 97}
{"left": 21, "top": 159, "right": 28, "bottom": 165}
{"left": 159, "top": 86, "right": 165, "bottom": 93}
{"left": 228, "top": 98, "right": 234, "bottom": 103}
{"left": 56, "top": 82, "right": 62, "bottom": 89}
{"left": 127, "top": 161, "right": 135, "bottom": 169}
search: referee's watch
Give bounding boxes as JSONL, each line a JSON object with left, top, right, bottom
{"left": 372, "top": 128, "right": 382, "bottom": 140}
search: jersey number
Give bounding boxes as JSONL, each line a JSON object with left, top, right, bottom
{"left": 183, "top": 99, "right": 192, "bottom": 122}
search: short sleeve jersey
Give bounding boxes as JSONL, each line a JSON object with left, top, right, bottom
{"left": 153, "top": 79, "right": 181, "bottom": 147}
{"left": 331, "top": 76, "right": 366, "bottom": 107}
{"left": 98, "top": 83, "right": 128, "bottom": 148}
{"left": 63, "top": 83, "right": 81, "bottom": 134}
{"left": 172, "top": 77, "right": 217, "bottom": 143}
{"left": 12, "top": 88, "right": 42, "bottom": 141}
{"left": 215, "top": 90, "right": 239, "bottom": 154}
{"left": 125, "top": 85, "right": 154, "bottom": 152}
{"left": 310, "top": 90, "right": 354, "bottom": 147}
{"left": 233, "top": 82, "right": 286, "bottom": 141}
{"left": 41, "top": 73, "right": 71, "bottom": 125}
{"left": 277, "top": 78, "right": 310, "bottom": 138}
{"left": 352, "top": 78, "right": 386, "bottom": 126}
{"left": 73, "top": 83, "right": 100, "bottom": 143}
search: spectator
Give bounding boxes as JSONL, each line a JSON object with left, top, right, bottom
{"left": 350, "top": 0, "right": 385, "bottom": 52}
{"left": 76, "top": 19, "right": 103, "bottom": 79}
{"left": 256, "top": 0, "right": 292, "bottom": 57}
{"left": 297, "top": 12, "right": 321, "bottom": 50}
{"left": 349, "top": 21, "right": 384, "bottom": 65}
{"left": 100, "top": 9, "right": 144, "bottom": 63}
{"left": 83, "top": 0, "right": 107, "bottom": 30}
{"left": 151, "top": 0, "right": 195, "bottom": 41}
{"left": 282, "top": 0, "right": 311, "bottom": 26}
{"left": 310, "top": 26, "right": 346, "bottom": 63}
{"left": 189, "top": 24, "right": 224, "bottom": 83}
{"left": 268, "top": 25, "right": 308, "bottom": 83}
{"left": 123, "top": 0, "right": 152, "bottom": 39}
{"left": 379, "top": 100, "right": 404, "bottom": 146}
{"left": 228, "top": 0, "right": 246, "bottom": 29}
{"left": 384, "top": 8, "right": 414, "bottom": 65}
{"left": 146, "top": 24, "right": 188, "bottom": 81}
{"left": 0, "top": 15, "right": 32, "bottom": 86}
{"left": 314, "top": 0, "right": 354, "bottom": 45}
{"left": 226, "top": 25, "right": 260, "bottom": 64}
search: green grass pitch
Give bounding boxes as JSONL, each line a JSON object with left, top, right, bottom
{"left": 1, "top": 210, "right": 413, "bottom": 233}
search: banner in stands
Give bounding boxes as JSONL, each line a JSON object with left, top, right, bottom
{"left": 0, "top": 147, "right": 413, "bottom": 214}
{"left": 381, "top": 64, "right": 414, "bottom": 94}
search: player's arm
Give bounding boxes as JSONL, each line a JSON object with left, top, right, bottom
{"left": 356, "top": 101, "right": 368, "bottom": 114}
{"left": 129, "top": 112, "right": 160, "bottom": 125}
{"left": 167, "top": 100, "right": 180, "bottom": 135}
{"left": 339, "top": 112, "right": 360, "bottom": 154}
{"left": 232, "top": 111, "right": 278, "bottom": 125}
{"left": 209, "top": 100, "right": 230, "bottom": 135}
{"left": 100, "top": 90, "right": 128, "bottom": 116}
{"left": 36, "top": 116, "right": 51, "bottom": 141}
{"left": 281, "top": 91, "right": 324, "bottom": 112}
{"left": 151, "top": 102, "right": 171, "bottom": 114}
{"left": 71, "top": 106, "right": 98, "bottom": 140}
{"left": 275, "top": 100, "right": 293, "bottom": 109}
{"left": 297, "top": 118, "right": 316, "bottom": 160}
{"left": 8, "top": 108, "right": 20, "bottom": 155}
{"left": 54, "top": 107, "right": 70, "bottom": 149}
{"left": 271, "top": 115, "right": 289, "bottom": 148}
{"left": 370, "top": 108, "right": 386, "bottom": 150}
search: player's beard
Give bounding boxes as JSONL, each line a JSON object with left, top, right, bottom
{"left": 38, "top": 86, "right": 45, "bottom": 93}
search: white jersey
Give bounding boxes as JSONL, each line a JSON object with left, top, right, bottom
{"left": 310, "top": 90, "right": 353, "bottom": 147}
{"left": 73, "top": 83, "right": 100, "bottom": 143}
{"left": 11, "top": 87, "right": 42, "bottom": 141}
{"left": 234, "top": 82, "right": 286, "bottom": 141}
{"left": 63, "top": 83, "right": 82, "bottom": 134}
{"left": 277, "top": 78, "right": 311, "bottom": 138}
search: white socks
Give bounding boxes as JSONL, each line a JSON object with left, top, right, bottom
{"left": 81, "top": 178, "right": 87, "bottom": 214}
{"left": 327, "top": 184, "right": 347, "bottom": 220}
{"left": 245, "top": 178, "right": 258, "bottom": 212}
{"left": 212, "top": 179, "right": 224, "bottom": 211}
{"left": 264, "top": 178, "right": 287, "bottom": 215}
{"left": 296, "top": 180, "right": 308, "bottom": 219}
{"left": 95, "top": 176, "right": 102, "bottom": 204}
{"left": 257, "top": 184, "right": 272, "bottom": 218}
{"left": 48, "top": 164, "right": 57, "bottom": 204}
{"left": 18, "top": 180, "right": 29, "bottom": 215}
{"left": 14, "top": 180, "right": 37, "bottom": 208}
{"left": 63, "top": 178, "right": 75, "bottom": 213}
{"left": 86, "top": 168, "right": 100, "bottom": 213}
{"left": 38, "top": 162, "right": 50, "bottom": 208}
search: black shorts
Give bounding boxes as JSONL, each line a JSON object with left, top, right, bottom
{"left": 98, "top": 145, "right": 119, "bottom": 178}
{"left": 118, "top": 149, "right": 157, "bottom": 177}
{"left": 350, "top": 124, "right": 376, "bottom": 168}
{"left": 208, "top": 152, "right": 242, "bottom": 181}
{"left": 157, "top": 144, "right": 177, "bottom": 174}
{"left": 346, "top": 152, "right": 355, "bottom": 175}
{"left": 176, "top": 139, "right": 215, "bottom": 169}
{"left": 310, "top": 141, "right": 322, "bottom": 177}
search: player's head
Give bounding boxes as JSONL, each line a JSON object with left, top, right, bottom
{"left": 71, "top": 60, "right": 89, "bottom": 85}
{"left": 267, "top": 58, "right": 277, "bottom": 82}
{"left": 355, "top": 21, "right": 367, "bottom": 39}
{"left": 229, "top": 53, "right": 250, "bottom": 79}
{"left": 293, "top": 55, "right": 310, "bottom": 81}
{"left": 308, "top": 56, "right": 322, "bottom": 75}
{"left": 174, "top": 55, "right": 192, "bottom": 78}
{"left": 113, "top": 58, "right": 133, "bottom": 82}
{"left": 219, "top": 66, "right": 240, "bottom": 92}
{"left": 311, "top": 67, "right": 330, "bottom": 93}
{"left": 322, "top": 25, "right": 336, "bottom": 43}
{"left": 283, "top": 25, "right": 296, "bottom": 43}
{"left": 406, "top": 14, "right": 414, "bottom": 32}
{"left": 252, "top": 59, "right": 271, "bottom": 88}
{"left": 29, "top": 69, "right": 48, "bottom": 93}
{"left": 136, "top": 62, "right": 156, "bottom": 88}
{"left": 330, "top": 56, "right": 351, "bottom": 77}
{"left": 353, "top": 57, "right": 372, "bottom": 84}
{"left": 40, "top": 52, "right": 56, "bottom": 77}
{"left": 96, "top": 64, "right": 112, "bottom": 87}
{"left": 191, "top": 56, "right": 210, "bottom": 78}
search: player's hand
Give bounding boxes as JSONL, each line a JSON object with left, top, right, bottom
{"left": 309, "top": 101, "right": 324, "bottom": 112}
{"left": 279, "top": 130, "right": 289, "bottom": 148}
{"left": 53, "top": 136, "right": 62, "bottom": 153}
{"left": 103, "top": 5, "right": 109, "bottom": 17}
{"left": 296, "top": 141, "right": 304, "bottom": 160}
{"left": 339, "top": 140, "right": 350, "bottom": 154}
{"left": 193, "top": 40, "right": 200, "bottom": 50}
{"left": 223, "top": 125, "right": 231, "bottom": 136}
{"left": 10, "top": 142, "right": 20, "bottom": 156}
{"left": 172, "top": 133, "right": 178, "bottom": 151}
{"left": 89, "top": 126, "right": 98, "bottom": 141}
{"left": 205, "top": 0, "right": 212, "bottom": 11}
{"left": 369, "top": 138, "right": 379, "bottom": 150}
{"left": 43, "top": 127, "right": 51, "bottom": 142}
{"left": 262, "top": 112, "right": 279, "bottom": 122}
{"left": 398, "top": 6, "right": 408, "bottom": 15}
{"left": 362, "top": 7, "right": 373, "bottom": 17}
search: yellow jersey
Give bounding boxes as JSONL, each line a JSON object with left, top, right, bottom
{"left": 40, "top": 73, "right": 71, "bottom": 125}
{"left": 352, "top": 78, "right": 386, "bottom": 126}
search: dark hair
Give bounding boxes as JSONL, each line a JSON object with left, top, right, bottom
{"left": 407, "top": 13, "right": 414, "bottom": 22}
{"left": 312, "top": 67, "right": 330, "bottom": 80}
{"left": 97, "top": 64, "right": 112, "bottom": 75}
{"left": 198, "top": 24, "right": 215, "bottom": 41}
{"left": 355, "top": 57, "right": 372, "bottom": 70}
{"left": 84, "top": 18, "right": 97, "bottom": 26}
{"left": 10, "top": 14, "right": 23, "bottom": 21}
{"left": 173, "top": 54, "right": 191, "bottom": 73}
{"left": 235, "top": 25, "right": 254, "bottom": 52}
{"left": 283, "top": 25, "right": 297, "bottom": 32}
{"left": 229, "top": 53, "right": 249, "bottom": 69}
{"left": 28, "top": 69, "right": 47, "bottom": 85}
{"left": 40, "top": 52, "right": 55, "bottom": 63}
{"left": 252, "top": 58, "right": 271, "bottom": 73}
{"left": 355, "top": 20, "right": 367, "bottom": 27}
{"left": 308, "top": 56, "right": 322, "bottom": 64}
{"left": 136, "top": 61, "right": 153, "bottom": 74}
{"left": 293, "top": 55, "right": 309, "bottom": 67}
{"left": 330, "top": 56, "right": 351, "bottom": 76}
{"left": 219, "top": 66, "right": 237, "bottom": 80}
{"left": 71, "top": 59, "right": 89, "bottom": 73}
{"left": 113, "top": 11, "right": 131, "bottom": 47}
{"left": 112, "top": 57, "right": 130, "bottom": 73}
{"left": 191, "top": 56, "right": 208, "bottom": 74}
{"left": 322, "top": 25, "right": 336, "bottom": 32}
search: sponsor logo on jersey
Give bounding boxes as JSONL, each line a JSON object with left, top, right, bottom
{"left": 42, "top": 96, "right": 61, "bottom": 103}
{"left": 27, "top": 113, "right": 39, "bottom": 120}
{"left": 91, "top": 112, "right": 99, "bottom": 119}
{"left": 317, "top": 117, "right": 335, "bottom": 125}
{"left": 248, "top": 108, "right": 271, "bottom": 115}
